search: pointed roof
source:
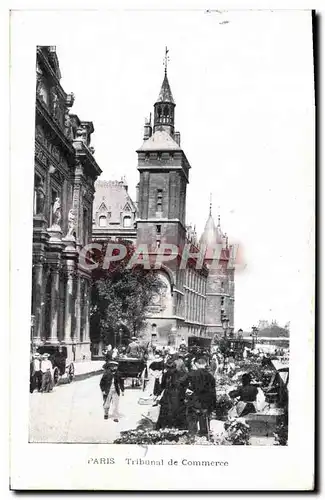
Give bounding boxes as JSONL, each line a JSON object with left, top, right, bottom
{"left": 200, "top": 213, "right": 218, "bottom": 247}
{"left": 137, "top": 130, "right": 181, "bottom": 151}
{"left": 156, "top": 72, "right": 175, "bottom": 105}
{"left": 216, "top": 214, "right": 224, "bottom": 244}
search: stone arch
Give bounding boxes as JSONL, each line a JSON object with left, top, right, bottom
{"left": 158, "top": 264, "right": 175, "bottom": 294}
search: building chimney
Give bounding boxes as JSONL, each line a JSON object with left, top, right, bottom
{"left": 143, "top": 114, "right": 152, "bottom": 141}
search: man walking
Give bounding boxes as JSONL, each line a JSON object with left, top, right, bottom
{"left": 31, "top": 352, "right": 42, "bottom": 392}
{"left": 180, "top": 357, "right": 216, "bottom": 438}
{"left": 100, "top": 360, "right": 124, "bottom": 421}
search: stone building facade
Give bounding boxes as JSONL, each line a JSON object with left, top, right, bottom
{"left": 31, "top": 46, "right": 101, "bottom": 361}
{"left": 92, "top": 178, "right": 137, "bottom": 242}
{"left": 92, "top": 64, "right": 235, "bottom": 347}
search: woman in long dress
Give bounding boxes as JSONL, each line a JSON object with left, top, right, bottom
{"left": 156, "top": 359, "right": 187, "bottom": 430}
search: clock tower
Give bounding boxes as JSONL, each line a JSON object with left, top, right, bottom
{"left": 136, "top": 56, "right": 191, "bottom": 251}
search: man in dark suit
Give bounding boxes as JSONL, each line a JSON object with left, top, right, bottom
{"left": 180, "top": 357, "right": 216, "bottom": 437}
{"left": 100, "top": 361, "right": 124, "bottom": 421}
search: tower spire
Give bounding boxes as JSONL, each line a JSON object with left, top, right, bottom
{"left": 163, "top": 46, "right": 169, "bottom": 75}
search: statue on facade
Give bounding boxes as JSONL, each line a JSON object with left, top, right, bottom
{"left": 64, "top": 111, "right": 73, "bottom": 140}
{"left": 35, "top": 179, "right": 46, "bottom": 215}
{"left": 52, "top": 197, "right": 61, "bottom": 227}
{"left": 75, "top": 126, "right": 88, "bottom": 144}
{"left": 36, "top": 64, "right": 49, "bottom": 106}
{"left": 51, "top": 88, "right": 61, "bottom": 123}
{"left": 66, "top": 209, "right": 76, "bottom": 237}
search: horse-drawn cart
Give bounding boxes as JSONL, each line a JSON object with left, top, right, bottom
{"left": 117, "top": 356, "right": 148, "bottom": 391}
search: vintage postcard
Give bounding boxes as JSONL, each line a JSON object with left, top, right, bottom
{"left": 9, "top": 5, "right": 315, "bottom": 491}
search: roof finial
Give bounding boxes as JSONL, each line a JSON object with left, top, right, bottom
{"left": 163, "top": 46, "right": 169, "bottom": 75}
{"left": 209, "top": 193, "right": 212, "bottom": 216}
{"left": 217, "top": 214, "right": 221, "bottom": 227}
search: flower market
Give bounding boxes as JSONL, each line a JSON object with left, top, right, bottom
{"left": 107, "top": 334, "right": 289, "bottom": 446}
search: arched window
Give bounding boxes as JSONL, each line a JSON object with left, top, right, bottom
{"left": 157, "top": 106, "right": 162, "bottom": 117}
{"left": 99, "top": 215, "right": 107, "bottom": 227}
{"left": 164, "top": 105, "right": 169, "bottom": 117}
{"left": 151, "top": 323, "right": 158, "bottom": 340}
{"left": 123, "top": 216, "right": 132, "bottom": 228}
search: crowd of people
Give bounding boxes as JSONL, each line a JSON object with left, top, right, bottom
{"left": 99, "top": 339, "right": 264, "bottom": 437}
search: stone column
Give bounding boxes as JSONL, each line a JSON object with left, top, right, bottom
{"left": 84, "top": 279, "right": 90, "bottom": 342}
{"left": 64, "top": 271, "right": 74, "bottom": 342}
{"left": 49, "top": 267, "right": 60, "bottom": 344}
{"left": 33, "top": 262, "right": 43, "bottom": 344}
{"left": 75, "top": 274, "right": 81, "bottom": 343}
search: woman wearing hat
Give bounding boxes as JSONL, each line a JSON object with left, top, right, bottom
{"left": 126, "top": 337, "right": 141, "bottom": 358}
{"left": 100, "top": 360, "right": 124, "bottom": 421}
{"left": 40, "top": 353, "right": 53, "bottom": 393}
{"left": 155, "top": 358, "right": 187, "bottom": 430}
{"left": 228, "top": 373, "right": 258, "bottom": 417}
{"left": 31, "top": 352, "right": 42, "bottom": 392}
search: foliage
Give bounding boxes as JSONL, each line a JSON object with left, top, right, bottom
{"left": 273, "top": 411, "right": 288, "bottom": 445}
{"left": 223, "top": 418, "right": 251, "bottom": 445}
{"left": 90, "top": 239, "right": 165, "bottom": 346}
{"left": 215, "top": 393, "right": 233, "bottom": 421}
{"left": 113, "top": 418, "right": 251, "bottom": 445}
{"left": 114, "top": 428, "right": 189, "bottom": 445}
{"left": 235, "top": 361, "right": 274, "bottom": 388}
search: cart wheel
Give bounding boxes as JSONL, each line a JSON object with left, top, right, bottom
{"left": 68, "top": 363, "right": 75, "bottom": 383}
{"left": 53, "top": 367, "right": 60, "bottom": 386}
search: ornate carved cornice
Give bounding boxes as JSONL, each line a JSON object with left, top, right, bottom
{"left": 36, "top": 100, "right": 75, "bottom": 157}
{"left": 74, "top": 141, "right": 102, "bottom": 179}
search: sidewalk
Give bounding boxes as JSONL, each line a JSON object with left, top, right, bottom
{"left": 73, "top": 360, "right": 104, "bottom": 381}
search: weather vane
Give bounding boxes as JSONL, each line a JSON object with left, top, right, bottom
{"left": 163, "top": 46, "right": 170, "bottom": 74}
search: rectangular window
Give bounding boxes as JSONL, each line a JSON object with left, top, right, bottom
{"left": 156, "top": 189, "right": 163, "bottom": 212}
{"left": 156, "top": 224, "right": 161, "bottom": 234}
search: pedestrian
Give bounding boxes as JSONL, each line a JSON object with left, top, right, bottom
{"left": 126, "top": 337, "right": 142, "bottom": 358}
{"left": 155, "top": 359, "right": 187, "bottom": 430}
{"left": 112, "top": 347, "right": 118, "bottom": 359}
{"left": 171, "top": 352, "right": 187, "bottom": 375}
{"left": 31, "top": 352, "right": 42, "bottom": 392}
{"left": 148, "top": 355, "right": 164, "bottom": 403}
{"left": 100, "top": 360, "right": 124, "bottom": 421}
{"left": 104, "top": 344, "right": 113, "bottom": 361}
{"left": 209, "top": 353, "right": 219, "bottom": 380}
{"left": 40, "top": 353, "right": 53, "bottom": 393}
{"left": 228, "top": 373, "right": 258, "bottom": 417}
{"left": 180, "top": 357, "right": 217, "bottom": 438}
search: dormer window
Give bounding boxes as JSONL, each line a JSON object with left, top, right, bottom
{"left": 99, "top": 215, "right": 107, "bottom": 227}
{"left": 123, "top": 216, "right": 132, "bottom": 228}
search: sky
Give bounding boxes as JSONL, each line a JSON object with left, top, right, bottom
{"left": 14, "top": 9, "right": 315, "bottom": 330}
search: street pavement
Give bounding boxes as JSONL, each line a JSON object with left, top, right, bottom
{"left": 29, "top": 375, "right": 150, "bottom": 443}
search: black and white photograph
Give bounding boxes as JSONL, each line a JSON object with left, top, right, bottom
{"left": 9, "top": 5, "right": 315, "bottom": 491}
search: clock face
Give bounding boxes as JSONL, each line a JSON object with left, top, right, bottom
{"left": 151, "top": 293, "right": 161, "bottom": 305}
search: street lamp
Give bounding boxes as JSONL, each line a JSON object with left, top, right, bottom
{"left": 221, "top": 314, "right": 229, "bottom": 338}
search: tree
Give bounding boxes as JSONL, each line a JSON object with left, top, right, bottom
{"left": 89, "top": 240, "right": 165, "bottom": 346}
